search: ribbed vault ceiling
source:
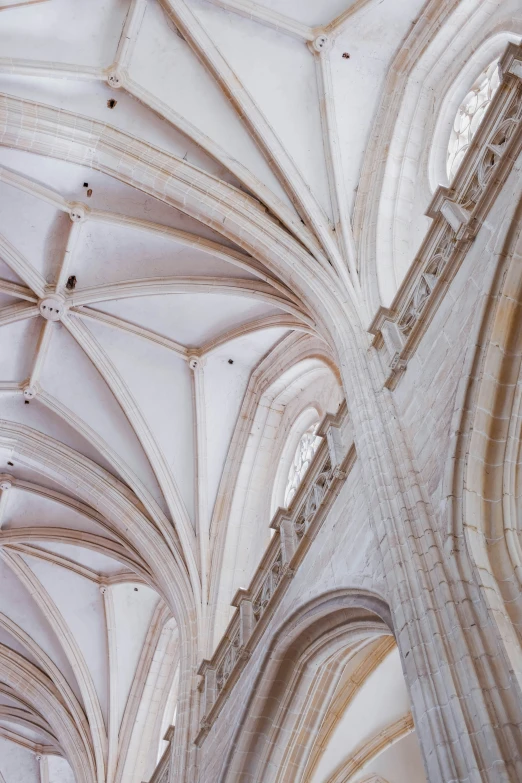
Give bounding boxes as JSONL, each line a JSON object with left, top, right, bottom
{"left": 0, "top": 0, "right": 428, "bottom": 781}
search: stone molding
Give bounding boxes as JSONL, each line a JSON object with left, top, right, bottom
{"left": 0, "top": 645, "right": 94, "bottom": 783}
{"left": 300, "top": 636, "right": 396, "bottom": 782}
{"left": 369, "top": 42, "right": 522, "bottom": 390}
{"left": 194, "top": 403, "right": 355, "bottom": 746}
{"left": 325, "top": 713, "right": 414, "bottom": 783}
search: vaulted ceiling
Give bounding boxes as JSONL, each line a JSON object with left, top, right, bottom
{"left": 0, "top": 1, "right": 430, "bottom": 781}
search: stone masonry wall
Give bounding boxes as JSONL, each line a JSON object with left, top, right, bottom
{"left": 393, "top": 158, "right": 522, "bottom": 517}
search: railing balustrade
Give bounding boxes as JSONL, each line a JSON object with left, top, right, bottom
{"left": 194, "top": 401, "right": 354, "bottom": 746}
{"left": 370, "top": 42, "right": 522, "bottom": 389}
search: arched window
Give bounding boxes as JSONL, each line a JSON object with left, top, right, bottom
{"left": 284, "top": 423, "right": 321, "bottom": 507}
{"left": 447, "top": 59, "right": 500, "bottom": 180}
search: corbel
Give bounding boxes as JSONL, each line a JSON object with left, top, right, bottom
{"left": 427, "top": 186, "right": 472, "bottom": 233}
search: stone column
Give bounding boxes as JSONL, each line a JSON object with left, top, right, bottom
{"left": 336, "top": 321, "right": 522, "bottom": 783}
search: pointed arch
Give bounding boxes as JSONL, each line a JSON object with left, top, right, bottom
{"left": 443, "top": 193, "right": 522, "bottom": 728}
{"left": 207, "top": 332, "right": 342, "bottom": 647}
{"left": 217, "top": 589, "right": 393, "bottom": 783}
{"left": 0, "top": 645, "right": 96, "bottom": 783}
{"left": 0, "top": 421, "right": 200, "bottom": 781}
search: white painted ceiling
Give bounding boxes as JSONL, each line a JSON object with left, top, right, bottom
{"left": 0, "top": 0, "right": 429, "bottom": 781}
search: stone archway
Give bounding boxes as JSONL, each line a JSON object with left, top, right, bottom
{"left": 219, "top": 589, "right": 396, "bottom": 783}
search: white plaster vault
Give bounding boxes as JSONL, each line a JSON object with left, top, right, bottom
{"left": 0, "top": 2, "right": 521, "bottom": 783}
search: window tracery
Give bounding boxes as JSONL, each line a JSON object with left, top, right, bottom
{"left": 284, "top": 423, "right": 321, "bottom": 507}
{"left": 447, "top": 59, "right": 500, "bottom": 180}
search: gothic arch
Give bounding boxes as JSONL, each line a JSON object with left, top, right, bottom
{"left": 208, "top": 333, "right": 342, "bottom": 648}
{"left": 0, "top": 90, "right": 367, "bottom": 783}
{"left": 0, "top": 422, "right": 195, "bottom": 612}
{"left": 218, "top": 589, "right": 393, "bottom": 783}
{"left": 443, "top": 193, "right": 522, "bottom": 745}
{"left": 355, "top": 0, "right": 522, "bottom": 311}
{"left": 0, "top": 422, "right": 198, "bottom": 780}
{"left": 460, "top": 199, "right": 522, "bottom": 678}
{"left": 0, "top": 645, "right": 95, "bottom": 783}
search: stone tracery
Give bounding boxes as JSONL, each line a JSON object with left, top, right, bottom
{"left": 447, "top": 59, "right": 501, "bottom": 180}
{"left": 283, "top": 422, "right": 321, "bottom": 507}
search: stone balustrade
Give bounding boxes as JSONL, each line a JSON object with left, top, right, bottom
{"left": 370, "top": 41, "right": 522, "bottom": 389}
{"left": 194, "top": 401, "right": 354, "bottom": 746}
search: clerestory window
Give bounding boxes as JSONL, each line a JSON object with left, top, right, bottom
{"left": 447, "top": 59, "right": 500, "bottom": 180}
{"left": 284, "top": 423, "right": 321, "bottom": 507}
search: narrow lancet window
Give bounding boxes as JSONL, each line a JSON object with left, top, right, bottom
{"left": 284, "top": 423, "right": 321, "bottom": 507}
